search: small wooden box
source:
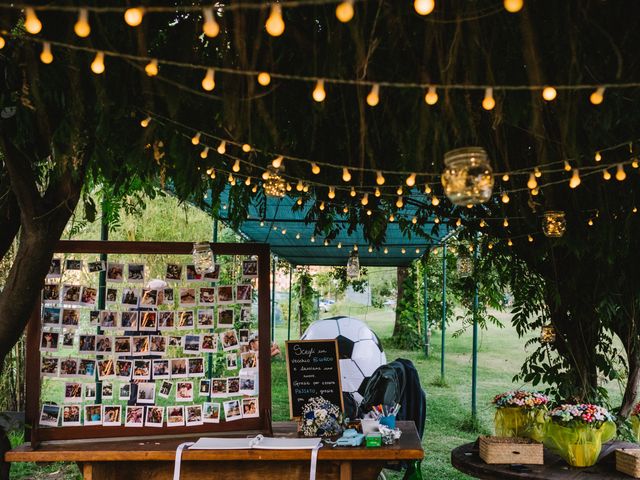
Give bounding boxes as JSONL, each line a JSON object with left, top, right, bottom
{"left": 616, "top": 449, "right": 640, "bottom": 477}
{"left": 479, "top": 436, "right": 544, "bottom": 465}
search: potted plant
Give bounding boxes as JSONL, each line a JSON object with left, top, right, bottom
{"left": 545, "top": 404, "right": 616, "bottom": 467}
{"left": 492, "top": 390, "right": 550, "bottom": 442}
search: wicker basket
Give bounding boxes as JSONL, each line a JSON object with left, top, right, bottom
{"left": 479, "top": 436, "right": 544, "bottom": 465}
{"left": 616, "top": 449, "right": 640, "bottom": 478}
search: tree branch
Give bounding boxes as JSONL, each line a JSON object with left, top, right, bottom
{"left": 0, "top": 135, "right": 40, "bottom": 221}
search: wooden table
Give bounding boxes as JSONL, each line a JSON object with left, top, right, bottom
{"left": 6, "top": 421, "right": 423, "bottom": 480}
{"left": 451, "top": 440, "right": 637, "bottom": 479}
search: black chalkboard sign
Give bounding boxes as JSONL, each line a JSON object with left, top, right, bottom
{"left": 285, "top": 339, "right": 344, "bottom": 419}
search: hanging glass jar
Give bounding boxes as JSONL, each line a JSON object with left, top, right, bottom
{"left": 456, "top": 256, "right": 473, "bottom": 278}
{"left": 346, "top": 250, "right": 360, "bottom": 279}
{"left": 542, "top": 211, "right": 566, "bottom": 237}
{"left": 192, "top": 242, "right": 215, "bottom": 274}
{"left": 263, "top": 167, "right": 287, "bottom": 197}
{"left": 540, "top": 324, "right": 556, "bottom": 343}
{"left": 441, "top": 147, "right": 494, "bottom": 206}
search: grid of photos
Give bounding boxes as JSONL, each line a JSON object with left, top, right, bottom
{"left": 39, "top": 256, "right": 260, "bottom": 428}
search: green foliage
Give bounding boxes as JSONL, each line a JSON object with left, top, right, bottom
{"left": 394, "top": 263, "right": 423, "bottom": 350}
{"left": 293, "top": 267, "right": 318, "bottom": 334}
{"left": 329, "top": 266, "right": 369, "bottom": 295}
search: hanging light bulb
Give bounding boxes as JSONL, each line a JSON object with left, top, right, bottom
{"left": 296, "top": 232, "right": 301, "bottom": 239}
{"left": 281, "top": 228, "right": 287, "bottom": 235}
{"left": 297, "top": 198, "right": 303, "bottom": 206}
{"left": 350, "top": 187, "right": 356, "bottom": 197}
{"left": 210, "top": 170, "right": 216, "bottom": 179}
{"left": 328, "top": 186, "right": 336, "bottom": 199}
{"left": 337, "top": 242, "right": 342, "bottom": 249}
{"left": 401, "top": 248, "right": 407, "bottom": 254}
{"left": 40, "top": 42, "right": 53, "bottom": 64}
{"left": 616, "top": 164, "right": 627, "bottom": 181}
{"left": 482, "top": 87, "right": 495, "bottom": 110}
{"left": 594, "top": 151, "right": 602, "bottom": 162}
{"left": 311, "top": 236, "right": 316, "bottom": 243}
{"left": 590, "top": 87, "right": 605, "bottom": 105}
{"left": 342, "top": 167, "right": 352, "bottom": 182}
{"left": 232, "top": 159, "right": 240, "bottom": 172}
{"left": 201, "top": 68, "right": 215, "bottom": 91}
{"left": 361, "top": 193, "right": 369, "bottom": 206}
{"left": 503, "top": 218, "right": 509, "bottom": 227}
{"left": 311, "top": 163, "right": 320, "bottom": 174}
{"left": 384, "top": 247, "right": 389, "bottom": 254}
{"left": 312, "top": 80, "right": 326, "bottom": 102}
{"left": 343, "top": 206, "right": 349, "bottom": 213}
{"left": 272, "top": 156, "right": 283, "bottom": 168}
{"left": 324, "top": 239, "right": 329, "bottom": 246}
{"left": 217, "top": 141, "right": 226, "bottom": 154}
{"left": 24, "top": 8, "right": 42, "bottom": 34}
{"left": 140, "top": 116, "right": 151, "bottom": 128}
{"left": 431, "top": 195, "right": 440, "bottom": 206}
{"left": 0, "top": 36, "right": 4, "bottom": 49}
{"left": 564, "top": 161, "right": 572, "bottom": 172}
{"left": 295, "top": 180, "right": 304, "bottom": 192}
{"left": 242, "top": 144, "right": 251, "bottom": 153}
{"left": 528, "top": 234, "right": 534, "bottom": 243}
{"left": 434, "top": 217, "right": 440, "bottom": 224}
{"left": 203, "top": 7, "right": 220, "bottom": 38}
{"left": 406, "top": 173, "right": 417, "bottom": 187}
{"left": 336, "top": 0, "right": 355, "bottom": 22}
{"left": 366, "top": 210, "right": 372, "bottom": 216}
{"left": 503, "top": 0, "right": 524, "bottom": 12}
{"left": 424, "top": 86, "right": 438, "bottom": 105}
{"left": 588, "top": 218, "right": 594, "bottom": 226}
{"left": 507, "top": 238, "right": 513, "bottom": 247}
{"left": 74, "top": 8, "right": 91, "bottom": 37}
{"left": 366, "top": 84, "right": 380, "bottom": 107}
{"left": 389, "top": 214, "right": 395, "bottom": 222}
{"left": 480, "top": 219, "right": 486, "bottom": 228}
{"left": 414, "top": 0, "right": 435, "bottom": 15}
{"left": 569, "top": 169, "right": 581, "bottom": 188}
{"left": 91, "top": 52, "right": 105, "bottom": 74}
{"left": 542, "top": 86, "right": 557, "bottom": 101}
{"left": 228, "top": 173, "right": 234, "bottom": 183}
{"left": 411, "top": 216, "right": 418, "bottom": 224}
{"left": 424, "top": 184, "right": 432, "bottom": 194}
{"left": 245, "top": 176, "right": 251, "bottom": 186}
{"left": 145, "top": 59, "right": 159, "bottom": 77}
{"left": 319, "top": 201, "right": 325, "bottom": 211}
{"left": 527, "top": 173, "right": 538, "bottom": 190}
{"left": 374, "top": 187, "right": 381, "bottom": 197}
{"left": 396, "top": 196, "right": 404, "bottom": 208}
{"left": 501, "top": 192, "right": 510, "bottom": 203}
{"left": 602, "top": 169, "right": 611, "bottom": 180}
{"left": 396, "top": 186, "right": 404, "bottom": 196}
{"left": 257, "top": 72, "right": 271, "bottom": 86}
{"left": 534, "top": 167, "right": 542, "bottom": 178}
{"left": 488, "top": 243, "right": 494, "bottom": 250}
{"left": 200, "top": 147, "right": 209, "bottom": 159}
{"left": 531, "top": 188, "right": 539, "bottom": 196}
{"left": 191, "top": 132, "right": 201, "bottom": 145}
{"left": 266, "top": 4, "right": 285, "bottom": 36}
{"left": 502, "top": 173, "right": 510, "bottom": 182}
{"left": 456, "top": 218, "right": 462, "bottom": 227}
{"left": 124, "top": 7, "right": 144, "bottom": 27}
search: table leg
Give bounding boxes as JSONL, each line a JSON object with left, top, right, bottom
{"left": 340, "top": 460, "right": 352, "bottom": 480}
{"left": 82, "top": 463, "right": 93, "bottom": 480}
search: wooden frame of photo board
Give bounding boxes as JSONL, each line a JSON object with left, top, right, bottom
{"left": 25, "top": 240, "right": 272, "bottom": 447}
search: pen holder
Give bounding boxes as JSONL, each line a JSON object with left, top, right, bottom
{"left": 380, "top": 415, "right": 396, "bottom": 429}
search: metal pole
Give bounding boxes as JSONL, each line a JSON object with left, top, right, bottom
{"left": 287, "top": 266, "right": 293, "bottom": 341}
{"left": 96, "top": 200, "right": 109, "bottom": 405}
{"left": 440, "top": 244, "right": 447, "bottom": 381}
{"left": 271, "top": 256, "right": 277, "bottom": 342}
{"left": 207, "top": 218, "right": 218, "bottom": 383}
{"left": 423, "top": 255, "right": 429, "bottom": 357}
{"left": 471, "top": 239, "right": 480, "bottom": 420}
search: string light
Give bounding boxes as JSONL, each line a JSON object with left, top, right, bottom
{"left": 424, "top": 185, "right": 432, "bottom": 194}
{"left": 406, "top": 173, "right": 417, "bottom": 187}
{"left": 488, "top": 243, "right": 494, "bottom": 250}
{"left": 232, "top": 159, "right": 240, "bottom": 172}
{"left": 479, "top": 219, "right": 486, "bottom": 228}
{"left": 634, "top": 207, "right": 638, "bottom": 213}
{"left": 191, "top": 132, "right": 201, "bottom": 145}
{"left": 342, "top": 167, "right": 352, "bottom": 182}
{"left": 503, "top": 0, "right": 524, "bottom": 12}
{"left": 200, "top": 147, "right": 209, "bottom": 159}
{"left": 564, "top": 161, "right": 572, "bottom": 172}
{"left": 145, "top": 59, "right": 159, "bottom": 77}
{"left": 501, "top": 192, "right": 510, "bottom": 203}
{"left": 296, "top": 180, "right": 304, "bottom": 192}
{"left": 376, "top": 171, "right": 385, "bottom": 185}
{"left": 374, "top": 187, "right": 381, "bottom": 197}
{"left": 416, "top": 248, "right": 421, "bottom": 254}
{"left": 337, "top": 242, "right": 342, "bottom": 249}
{"left": 217, "top": 141, "right": 226, "bottom": 154}
{"left": 542, "top": 86, "right": 557, "bottom": 101}
{"left": 266, "top": 4, "right": 285, "bottom": 37}
{"left": 590, "top": 87, "right": 605, "bottom": 105}
{"left": 414, "top": 0, "right": 435, "bottom": 16}
{"left": 311, "top": 163, "right": 320, "bottom": 174}
{"left": 396, "top": 196, "right": 404, "bottom": 208}
{"left": 353, "top": 244, "right": 359, "bottom": 252}
{"left": 411, "top": 216, "right": 418, "bottom": 224}
{"left": 40, "top": 42, "right": 53, "bottom": 64}
{"left": 424, "top": 86, "right": 438, "bottom": 105}
{"left": 335, "top": 0, "right": 355, "bottom": 22}
{"left": 295, "top": 232, "right": 301, "bottom": 239}
{"left": 202, "top": 68, "right": 215, "bottom": 91}
{"left": 311, "top": 236, "right": 315, "bottom": 243}
{"left": 312, "top": 80, "right": 326, "bottom": 102}
{"left": 431, "top": 196, "right": 440, "bottom": 206}
{"left": 616, "top": 164, "right": 627, "bottom": 181}
{"left": 257, "top": 72, "right": 271, "bottom": 86}
{"left": 527, "top": 173, "right": 537, "bottom": 190}
{"left": 90, "top": 52, "right": 105, "bottom": 74}
{"left": 456, "top": 218, "right": 462, "bottom": 227}
{"left": 242, "top": 144, "right": 251, "bottom": 152}
{"left": 401, "top": 248, "right": 406, "bottom": 254}
{"left": 350, "top": 187, "right": 356, "bottom": 197}
{"left": 366, "top": 84, "right": 380, "bottom": 107}
{"left": 281, "top": 228, "right": 287, "bottom": 235}
{"left": 203, "top": 7, "right": 220, "bottom": 38}
{"left": 482, "top": 87, "right": 495, "bottom": 110}
{"left": 272, "top": 155, "right": 283, "bottom": 168}
{"left": 531, "top": 188, "right": 539, "bottom": 196}
{"left": 140, "top": 116, "right": 151, "bottom": 128}
{"left": 297, "top": 198, "right": 303, "bottom": 205}
{"left": 389, "top": 214, "right": 395, "bottom": 222}
{"left": 245, "top": 176, "right": 251, "bottom": 186}
{"left": 569, "top": 169, "right": 581, "bottom": 188}
{"left": 633, "top": 159, "right": 639, "bottom": 169}
{"left": 124, "top": 7, "right": 144, "bottom": 27}
{"left": 24, "top": 8, "right": 42, "bottom": 34}
{"left": 534, "top": 167, "right": 542, "bottom": 178}
{"left": 74, "top": 8, "right": 91, "bottom": 37}
{"left": 502, "top": 174, "right": 510, "bottom": 182}
{"left": 328, "top": 186, "right": 336, "bottom": 199}
{"left": 588, "top": 218, "right": 594, "bottom": 226}
{"left": 319, "top": 201, "right": 325, "bottom": 211}
{"left": 361, "top": 193, "right": 369, "bottom": 206}
{"left": 602, "top": 169, "right": 611, "bottom": 180}
{"left": 366, "top": 210, "right": 372, "bottom": 216}
{"left": 209, "top": 170, "right": 216, "bottom": 179}
{"left": 396, "top": 186, "right": 403, "bottom": 196}
{"left": 503, "top": 218, "right": 509, "bottom": 227}
{"left": 0, "top": 36, "right": 4, "bottom": 49}
{"left": 324, "top": 239, "right": 329, "bottom": 246}
{"left": 595, "top": 151, "right": 602, "bottom": 162}
{"left": 434, "top": 217, "right": 440, "bottom": 224}
{"left": 528, "top": 234, "right": 533, "bottom": 242}
{"left": 228, "top": 173, "right": 235, "bottom": 184}
{"left": 252, "top": 184, "right": 258, "bottom": 193}
{"left": 384, "top": 247, "right": 389, "bottom": 254}
{"left": 507, "top": 238, "right": 513, "bottom": 246}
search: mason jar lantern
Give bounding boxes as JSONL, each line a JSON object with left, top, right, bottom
{"left": 192, "top": 242, "right": 214, "bottom": 274}
{"left": 542, "top": 211, "right": 566, "bottom": 238}
{"left": 441, "top": 147, "right": 494, "bottom": 206}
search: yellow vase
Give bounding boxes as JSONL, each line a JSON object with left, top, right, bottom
{"left": 632, "top": 416, "right": 640, "bottom": 443}
{"left": 494, "top": 407, "right": 547, "bottom": 441}
{"left": 544, "top": 421, "right": 616, "bottom": 467}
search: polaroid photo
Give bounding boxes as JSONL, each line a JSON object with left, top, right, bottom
{"left": 223, "top": 400, "right": 242, "bottom": 422}
{"left": 116, "top": 359, "right": 132, "bottom": 380}
{"left": 132, "top": 359, "right": 151, "bottom": 380}
{"left": 226, "top": 353, "right": 238, "bottom": 370}
{"left": 65, "top": 259, "right": 82, "bottom": 271}
{"left": 184, "top": 334, "right": 200, "bottom": 355}
{"left": 186, "top": 405, "right": 203, "bottom": 426}
{"left": 136, "top": 382, "right": 156, "bottom": 404}
{"left": 120, "top": 311, "right": 139, "bottom": 331}
{"left": 185, "top": 264, "right": 202, "bottom": 282}
{"left": 179, "top": 288, "right": 197, "bottom": 307}
{"left": 177, "top": 311, "right": 195, "bottom": 330}
{"left": 78, "top": 335, "right": 96, "bottom": 354}
{"left": 199, "top": 379, "right": 211, "bottom": 396}
{"left": 197, "top": 309, "right": 214, "bottom": 329}
{"left": 221, "top": 329, "right": 239, "bottom": 351}
{"left": 198, "top": 287, "right": 216, "bottom": 306}
{"left": 89, "top": 310, "right": 100, "bottom": 326}
{"left": 158, "top": 311, "right": 175, "bottom": 330}
{"left": 127, "top": 263, "right": 145, "bottom": 283}
{"left": 199, "top": 333, "right": 218, "bottom": 353}
{"left": 240, "top": 307, "right": 252, "bottom": 324}
{"left": 62, "top": 405, "right": 82, "bottom": 426}
{"left": 188, "top": 357, "right": 205, "bottom": 377}
{"left": 203, "top": 264, "right": 220, "bottom": 282}
{"left": 125, "top": 406, "right": 144, "bottom": 427}
{"left": 59, "top": 357, "right": 79, "bottom": 377}
{"left": 84, "top": 404, "right": 102, "bottom": 426}
{"left": 165, "top": 264, "right": 183, "bottom": 282}
{"left": 114, "top": 336, "right": 131, "bottom": 355}
{"left": 97, "top": 359, "right": 115, "bottom": 380}
{"left": 236, "top": 285, "right": 252, "bottom": 304}
{"left": 105, "top": 288, "right": 119, "bottom": 305}
{"left": 242, "top": 397, "right": 259, "bottom": 418}
{"left": 101, "top": 382, "right": 114, "bottom": 400}
{"left": 139, "top": 311, "right": 158, "bottom": 331}
{"left": 227, "top": 376, "right": 240, "bottom": 395}
{"left": 168, "top": 335, "right": 183, "bottom": 348}
{"left": 78, "top": 359, "right": 96, "bottom": 378}
{"left": 241, "top": 351, "right": 258, "bottom": 370}
{"left": 217, "top": 286, "right": 234, "bottom": 305}
{"left": 242, "top": 260, "right": 258, "bottom": 279}
{"left": 166, "top": 406, "right": 185, "bottom": 427}
{"left": 61, "top": 285, "right": 82, "bottom": 304}
{"left": 103, "top": 405, "right": 122, "bottom": 426}
{"left": 87, "top": 260, "right": 106, "bottom": 273}
{"left": 160, "top": 288, "right": 174, "bottom": 306}
{"left": 239, "top": 371, "right": 258, "bottom": 395}
{"left": 119, "top": 383, "right": 131, "bottom": 401}
{"left": 238, "top": 329, "right": 250, "bottom": 345}
{"left": 145, "top": 406, "right": 164, "bottom": 428}
{"left": 203, "top": 402, "right": 221, "bottom": 423}
{"left": 106, "top": 262, "right": 124, "bottom": 282}
{"left": 99, "top": 310, "right": 118, "bottom": 330}
{"left": 96, "top": 335, "right": 113, "bottom": 354}
{"left": 152, "top": 359, "right": 170, "bottom": 379}
{"left": 61, "top": 331, "right": 75, "bottom": 348}
{"left": 170, "top": 358, "right": 188, "bottom": 378}
{"left": 84, "top": 383, "right": 97, "bottom": 401}
{"left": 132, "top": 335, "right": 150, "bottom": 356}
{"left": 43, "top": 284, "right": 60, "bottom": 304}
{"left": 150, "top": 335, "right": 166, "bottom": 356}
{"left": 158, "top": 380, "right": 173, "bottom": 399}
{"left": 42, "top": 306, "right": 61, "bottom": 327}
{"left": 217, "top": 309, "right": 234, "bottom": 328}
{"left": 140, "top": 288, "right": 158, "bottom": 307}
{"left": 61, "top": 308, "right": 80, "bottom": 329}
{"left": 121, "top": 288, "right": 140, "bottom": 307}
{"left": 40, "top": 357, "right": 59, "bottom": 377}
{"left": 47, "top": 258, "right": 62, "bottom": 278}
{"left": 81, "top": 286, "right": 97, "bottom": 307}
{"left": 211, "top": 378, "right": 227, "bottom": 397}
{"left": 39, "top": 404, "right": 60, "bottom": 427}
{"left": 175, "top": 381, "right": 194, "bottom": 402}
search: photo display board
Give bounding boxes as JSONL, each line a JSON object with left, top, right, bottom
{"left": 285, "top": 339, "right": 343, "bottom": 418}
{"left": 26, "top": 241, "right": 271, "bottom": 446}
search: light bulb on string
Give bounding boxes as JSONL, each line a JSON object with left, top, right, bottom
{"left": 319, "top": 201, "right": 325, "bottom": 211}
{"left": 384, "top": 247, "right": 389, "bottom": 254}
{"left": 569, "top": 169, "right": 581, "bottom": 188}
{"left": 209, "top": 170, "right": 216, "bottom": 179}
{"left": 203, "top": 7, "right": 220, "bottom": 38}
{"left": 396, "top": 186, "right": 403, "bottom": 196}
{"left": 262, "top": 171, "right": 270, "bottom": 180}
{"left": 456, "top": 218, "right": 462, "bottom": 227}
{"left": 480, "top": 219, "right": 486, "bottom": 228}
{"left": 310, "top": 236, "right": 315, "bottom": 243}
{"left": 401, "top": 248, "right": 406, "bottom": 254}
{"left": 286, "top": 183, "right": 292, "bottom": 192}
{"left": 588, "top": 218, "right": 594, "bottom": 226}
{"left": 312, "top": 80, "right": 326, "bottom": 102}
{"left": 366, "top": 84, "right": 380, "bottom": 107}
{"left": 501, "top": 192, "right": 510, "bottom": 203}
{"left": 374, "top": 187, "right": 381, "bottom": 197}
{"left": 411, "top": 216, "right": 418, "bottom": 224}
{"left": 542, "top": 86, "right": 557, "bottom": 101}
{"left": 228, "top": 173, "right": 234, "bottom": 183}
{"left": 616, "top": 164, "right": 627, "bottom": 181}
{"left": 201, "top": 68, "right": 215, "bottom": 91}
{"left": 406, "top": 173, "right": 417, "bottom": 187}
{"left": 353, "top": 244, "right": 359, "bottom": 252}
{"left": 140, "top": 116, "right": 151, "bottom": 128}
{"left": 145, "top": 59, "right": 158, "bottom": 77}
{"left": 257, "top": 72, "right": 271, "bottom": 86}
{"left": 297, "top": 198, "right": 303, "bottom": 206}
{"left": 603, "top": 169, "right": 611, "bottom": 180}
{"left": 502, "top": 173, "right": 510, "bottom": 182}
{"left": 271, "top": 156, "right": 283, "bottom": 168}
{"left": 328, "top": 186, "right": 336, "bottom": 199}
{"left": 74, "top": 8, "right": 91, "bottom": 37}
{"left": 311, "top": 163, "right": 320, "bottom": 174}
{"left": 0, "top": 37, "right": 4, "bottom": 49}
{"left": 361, "top": 193, "right": 369, "bottom": 206}
{"left": 245, "top": 177, "right": 251, "bottom": 186}
{"left": 414, "top": 0, "right": 435, "bottom": 16}
{"left": 431, "top": 196, "right": 440, "bottom": 206}
{"left": 242, "top": 144, "right": 251, "bottom": 153}
{"left": 634, "top": 207, "right": 638, "bottom": 214}
{"left": 281, "top": 229, "right": 286, "bottom": 235}
{"left": 503, "top": 218, "right": 509, "bottom": 227}
{"left": 24, "top": 8, "right": 42, "bottom": 34}
{"left": 217, "top": 141, "right": 226, "bottom": 154}
{"left": 191, "top": 132, "right": 201, "bottom": 145}
{"left": 389, "top": 214, "right": 395, "bottom": 222}
{"left": 335, "top": 0, "right": 355, "bottom": 22}
{"left": 232, "top": 159, "right": 240, "bottom": 173}
{"left": 590, "top": 87, "right": 605, "bottom": 105}
{"left": 528, "top": 235, "right": 534, "bottom": 243}
{"left": 350, "top": 187, "right": 356, "bottom": 197}
{"left": 266, "top": 4, "right": 285, "bottom": 36}
{"left": 531, "top": 188, "right": 539, "bottom": 196}
{"left": 40, "top": 42, "right": 53, "bottom": 64}
{"left": 564, "top": 161, "right": 571, "bottom": 172}
{"left": 396, "top": 196, "right": 404, "bottom": 208}
{"left": 508, "top": 238, "right": 513, "bottom": 247}
{"left": 487, "top": 242, "right": 494, "bottom": 250}
{"left": 295, "top": 232, "right": 301, "bottom": 239}
{"left": 343, "top": 206, "right": 349, "bottom": 213}
{"left": 424, "top": 86, "right": 438, "bottom": 105}
{"left": 482, "top": 87, "right": 495, "bottom": 110}
{"left": 534, "top": 167, "right": 542, "bottom": 178}
{"left": 200, "top": 147, "right": 209, "bottom": 159}
{"left": 366, "top": 210, "right": 372, "bottom": 216}
{"left": 342, "top": 167, "right": 352, "bottom": 182}
{"left": 324, "top": 240, "right": 329, "bottom": 246}
{"left": 424, "top": 184, "right": 432, "bottom": 194}
{"left": 376, "top": 171, "right": 385, "bottom": 185}
{"left": 337, "top": 242, "right": 342, "bottom": 249}
{"left": 124, "top": 7, "right": 144, "bottom": 27}
{"left": 91, "top": 52, "right": 105, "bottom": 74}
{"left": 296, "top": 180, "right": 303, "bottom": 192}
{"left": 503, "top": 0, "right": 524, "bottom": 12}
{"left": 434, "top": 217, "right": 440, "bottom": 224}
{"left": 595, "top": 151, "right": 602, "bottom": 162}
{"left": 527, "top": 173, "right": 537, "bottom": 190}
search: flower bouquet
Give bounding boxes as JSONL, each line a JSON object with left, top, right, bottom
{"left": 299, "top": 396, "right": 344, "bottom": 437}
{"left": 492, "top": 390, "right": 550, "bottom": 442}
{"left": 544, "top": 404, "right": 616, "bottom": 467}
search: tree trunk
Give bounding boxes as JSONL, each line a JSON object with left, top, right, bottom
{"left": 393, "top": 266, "right": 409, "bottom": 336}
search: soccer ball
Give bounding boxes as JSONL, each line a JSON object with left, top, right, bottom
{"left": 301, "top": 316, "right": 386, "bottom": 403}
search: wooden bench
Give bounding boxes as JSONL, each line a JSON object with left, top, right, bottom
{"left": 6, "top": 421, "right": 424, "bottom": 480}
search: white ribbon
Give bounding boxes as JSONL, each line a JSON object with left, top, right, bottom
{"left": 173, "top": 441, "right": 194, "bottom": 480}
{"left": 309, "top": 442, "right": 323, "bottom": 480}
